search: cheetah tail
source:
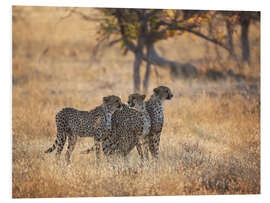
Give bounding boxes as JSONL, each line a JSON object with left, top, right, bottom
{"left": 44, "top": 143, "right": 56, "bottom": 153}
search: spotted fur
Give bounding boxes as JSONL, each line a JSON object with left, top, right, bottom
{"left": 146, "top": 86, "right": 173, "bottom": 159}
{"left": 44, "top": 95, "right": 122, "bottom": 164}
{"left": 82, "top": 93, "right": 151, "bottom": 162}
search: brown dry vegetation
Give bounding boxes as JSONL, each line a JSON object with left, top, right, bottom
{"left": 12, "top": 6, "right": 260, "bottom": 198}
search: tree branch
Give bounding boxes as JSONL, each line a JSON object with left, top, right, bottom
{"left": 106, "top": 38, "right": 122, "bottom": 47}
{"left": 181, "top": 28, "right": 230, "bottom": 51}
{"left": 157, "top": 24, "right": 231, "bottom": 52}
{"left": 122, "top": 42, "right": 198, "bottom": 78}
{"left": 114, "top": 10, "right": 137, "bottom": 52}
{"left": 72, "top": 9, "right": 105, "bottom": 21}
{"left": 92, "top": 34, "right": 110, "bottom": 57}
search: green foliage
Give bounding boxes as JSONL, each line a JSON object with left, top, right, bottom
{"left": 96, "top": 9, "right": 212, "bottom": 50}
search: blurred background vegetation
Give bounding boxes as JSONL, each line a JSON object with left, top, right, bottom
{"left": 92, "top": 8, "right": 260, "bottom": 92}
{"left": 13, "top": 7, "right": 260, "bottom": 92}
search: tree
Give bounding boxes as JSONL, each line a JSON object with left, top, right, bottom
{"left": 97, "top": 9, "right": 213, "bottom": 92}
{"left": 218, "top": 11, "right": 260, "bottom": 65}
{"left": 55, "top": 8, "right": 260, "bottom": 92}
{"left": 238, "top": 11, "right": 260, "bottom": 64}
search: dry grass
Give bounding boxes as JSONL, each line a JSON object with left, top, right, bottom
{"left": 12, "top": 6, "right": 260, "bottom": 198}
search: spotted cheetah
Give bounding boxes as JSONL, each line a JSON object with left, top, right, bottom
{"left": 44, "top": 95, "right": 122, "bottom": 164}
{"left": 81, "top": 93, "right": 151, "bottom": 163}
{"left": 145, "top": 86, "right": 173, "bottom": 159}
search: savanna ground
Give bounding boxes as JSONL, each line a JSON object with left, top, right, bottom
{"left": 12, "top": 7, "right": 260, "bottom": 198}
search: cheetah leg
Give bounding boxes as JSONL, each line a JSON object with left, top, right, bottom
{"left": 136, "top": 139, "right": 144, "bottom": 163}
{"left": 65, "top": 134, "right": 77, "bottom": 165}
{"left": 55, "top": 132, "right": 67, "bottom": 160}
{"left": 123, "top": 154, "right": 129, "bottom": 168}
{"left": 94, "top": 139, "right": 101, "bottom": 166}
{"left": 107, "top": 155, "right": 117, "bottom": 170}
{"left": 136, "top": 142, "right": 143, "bottom": 160}
{"left": 149, "top": 132, "right": 161, "bottom": 160}
{"left": 143, "top": 136, "right": 150, "bottom": 161}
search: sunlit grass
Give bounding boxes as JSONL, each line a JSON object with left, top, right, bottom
{"left": 12, "top": 6, "right": 260, "bottom": 198}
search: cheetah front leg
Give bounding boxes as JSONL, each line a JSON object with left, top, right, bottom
{"left": 136, "top": 136, "right": 150, "bottom": 167}
{"left": 94, "top": 138, "right": 101, "bottom": 166}
{"left": 135, "top": 140, "right": 144, "bottom": 162}
{"left": 142, "top": 136, "right": 150, "bottom": 161}
{"left": 55, "top": 132, "right": 67, "bottom": 160}
{"left": 136, "top": 137, "right": 150, "bottom": 167}
{"left": 123, "top": 155, "right": 129, "bottom": 167}
{"left": 149, "top": 132, "right": 161, "bottom": 160}
{"left": 65, "top": 134, "right": 77, "bottom": 165}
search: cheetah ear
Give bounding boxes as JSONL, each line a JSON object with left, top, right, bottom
{"left": 154, "top": 87, "right": 159, "bottom": 94}
{"left": 142, "top": 94, "right": 146, "bottom": 100}
{"left": 103, "top": 96, "right": 109, "bottom": 103}
{"left": 127, "top": 95, "right": 132, "bottom": 103}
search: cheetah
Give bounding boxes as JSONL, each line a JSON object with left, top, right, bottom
{"left": 81, "top": 93, "right": 151, "bottom": 163}
{"left": 145, "top": 86, "right": 173, "bottom": 159}
{"left": 44, "top": 95, "right": 122, "bottom": 164}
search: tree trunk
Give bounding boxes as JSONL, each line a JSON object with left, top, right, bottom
{"left": 240, "top": 17, "right": 251, "bottom": 64}
{"left": 133, "top": 33, "right": 145, "bottom": 92}
{"left": 133, "top": 50, "right": 143, "bottom": 92}
{"left": 226, "top": 20, "right": 235, "bottom": 56}
{"left": 225, "top": 20, "right": 241, "bottom": 68}
{"left": 143, "top": 44, "right": 152, "bottom": 93}
{"left": 133, "top": 12, "right": 148, "bottom": 93}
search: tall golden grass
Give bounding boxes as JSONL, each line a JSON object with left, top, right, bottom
{"left": 12, "top": 6, "right": 260, "bottom": 198}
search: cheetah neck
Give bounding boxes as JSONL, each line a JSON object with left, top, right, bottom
{"left": 102, "top": 104, "right": 113, "bottom": 130}
{"left": 135, "top": 103, "right": 147, "bottom": 113}
{"left": 148, "top": 94, "right": 164, "bottom": 122}
{"left": 150, "top": 94, "right": 164, "bottom": 108}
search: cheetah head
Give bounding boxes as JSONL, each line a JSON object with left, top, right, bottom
{"left": 103, "top": 95, "right": 123, "bottom": 113}
{"left": 153, "top": 86, "right": 173, "bottom": 101}
{"left": 128, "top": 93, "right": 146, "bottom": 111}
